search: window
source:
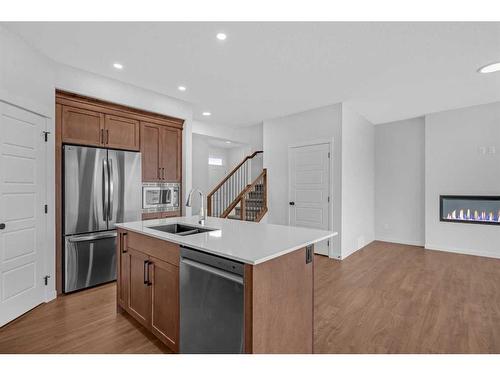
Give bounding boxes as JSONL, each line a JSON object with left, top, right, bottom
{"left": 208, "top": 157, "right": 223, "bottom": 166}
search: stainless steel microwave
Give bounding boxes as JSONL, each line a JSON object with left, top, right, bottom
{"left": 142, "top": 183, "right": 180, "bottom": 210}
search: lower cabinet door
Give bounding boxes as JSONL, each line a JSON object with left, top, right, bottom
{"left": 150, "top": 257, "right": 179, "bottom": 351}
{"left": 126, "top": 248, "right": 151, "bottom": 328}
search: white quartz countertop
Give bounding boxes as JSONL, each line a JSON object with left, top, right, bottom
{"left": 115, "top": 216, "right": 337, "bottom": 265}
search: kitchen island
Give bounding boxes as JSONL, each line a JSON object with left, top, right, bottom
{"left": 115, "top": 216, "right": 336, "bottom": 354}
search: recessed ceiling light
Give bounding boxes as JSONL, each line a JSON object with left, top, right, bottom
{"left": 178, "top": 86, "right": 186, "bottom": 91}
{"left": 478, "top": 62, "right": 500, "bottom": 74}
{"left": 113, "top": 62, "right": 124, "bottom": 70}
{"left": 216, "top": 33, "right": 227, "bottom": 41}
{"left": 202, "top": 112, "right": 211, "bottom": 116}
{"left": 225, "top": 141, "right": 231, "bottom": 144}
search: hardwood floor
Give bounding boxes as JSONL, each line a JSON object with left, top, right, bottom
{"left": 314, "top": 241, "right": 500, "bottom": 353}
{"left": 0, "top": 283, "right": 170, "bottom": 354}
{"left": 1, "top": 241, "right": 500, "bottom": 353}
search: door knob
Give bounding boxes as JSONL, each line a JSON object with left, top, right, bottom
{"left": 289, "top": 202, "right": 295, "bottom": 206}
{"left": 0, "top": 223, "right": 5, "bottom": 230}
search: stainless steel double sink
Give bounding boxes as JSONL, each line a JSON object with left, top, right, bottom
{"left": 148, "top": 223, "right": 216, "bottom": 236}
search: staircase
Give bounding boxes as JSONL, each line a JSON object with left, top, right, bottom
{"left": 207, "top": 151, "right": 267, "bottom": 222}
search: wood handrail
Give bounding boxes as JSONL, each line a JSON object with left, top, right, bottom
{"left": 222, "top": 168, "right": 267, "bottom": 218}
{"left": 207, "top": 150, "right": 263, "bottom": 198}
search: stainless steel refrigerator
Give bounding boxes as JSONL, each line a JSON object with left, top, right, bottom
{"left": 63, "top": 145, "right": 141, "bottom": 293}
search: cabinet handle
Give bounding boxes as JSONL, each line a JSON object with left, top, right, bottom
{"left": 162, "top": 168, "right": 165, "bottom": 180}
{"left": 158, "top": 168, "right": 161, "bottom": 179}
{"left": 101, "top": 129, "right": 104, "bottom": 144}
{"left": 144, "top": 260, "right": 149, "bottom": 285}
{"left": 121, "top": 232, "right": 128, "bottom": 253}
{"left": 106, "top": 129, "right": 109, "bottom": 144}
{"left": 147, "top": 261, "right": 153, "bottom": 286}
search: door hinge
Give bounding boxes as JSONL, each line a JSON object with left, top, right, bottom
{"left": 327, "top": 196, "right": 330, "bottom": 203}
{"left": 42, "top": 131, "right": 51, "bottom": 142}
{"left": 44, "top": 204, "right": 48, "bottom": 214}
{"left": 328, "top": 152, "right": 330, "bottom": 158}
{"left": 43, "top": 275, "right": 50, "bottom": 286}
{"left": 306, "top": 245, "right": 313, "bottom": 264}
{"left": 327, "top": 240, "right": 330, "bottom": 247}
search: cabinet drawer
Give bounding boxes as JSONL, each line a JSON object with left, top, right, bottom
{"left": 127, "top": 231, "right": 179, "bottom": 266}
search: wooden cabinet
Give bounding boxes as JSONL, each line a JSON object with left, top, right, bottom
{"left": 150, "top": 257, "right": 179, "bottom": 350}
{"left": 62, "top": 106, "right": 140, "bottom": 151}
{"left": 62, "top": 106, "right": 104, "bottom": 146}
{"left": 117, "top": 232, "right": 129, "bottom": 308}
{"left": 141, "top": 122, "right": 161, "bottom": 181}
{"left": 161, "top": 126, "right": 182, "bottom": 182}
{"left": 141, "top": 122, "right": 181, "bottom": 182}
{"left": 117, "top": 230, "right": 180, "bottom": 352}
{"left": 104, "top": 114, "right": 140, "bottom": 151}
{"left": 142, "top": 211, "right": 180, "bottom": 220}
{"left": 126, "top": 247, "right": 151, "bottom": 328}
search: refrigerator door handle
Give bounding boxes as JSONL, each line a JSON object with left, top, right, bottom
{"left": 68, "top": 232, "right": 117, "bottom": 243}
{"left": 102, "top": 158, "right": 109, "bottom": 222}
{"left": 108, "top": 158, "right": 114, "bottom": 221}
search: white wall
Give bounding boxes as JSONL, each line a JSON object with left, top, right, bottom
{"left": 425, "top": 101, "right": 500, "bottom": 258}
{"left": 0, "top": 25, "right": 57, "bottom": 300}
{"left": 0, "top": 26, "right": 55, "bottom": 117}
{"left": 263, "top": 104, "right": 342, "bottom": 257}
{"left": 192, "top": 121, "right": 263, "bottom": 152}
{"left": 375, "top": 117, "right": 425, "bottom": 246}
{"left": 341, "top": 104, "right": 375, "bottom": 258}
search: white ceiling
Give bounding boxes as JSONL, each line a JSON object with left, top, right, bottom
{"left": 4, "top": 22, "right": 500, "bottom": 125}
{"left": 194, "top": 133, "right": 247, "bottom": 149}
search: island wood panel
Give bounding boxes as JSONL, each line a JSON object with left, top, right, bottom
{"left": 104, "top": 114, "right": 140, "bottom": 151}
{"left": 150, "top": 257, "right": 179, "bottom": 352}
{"left": 127, "top": 231, "right": 179, "bottom": 267}
{"left": 125, "top": 247, "right": 151, "bottom": 328}
{"left": 245, "top": 246, "right": 314, "bottom": 354}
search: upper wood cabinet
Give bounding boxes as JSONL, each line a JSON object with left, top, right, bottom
{"left": 62, "top": 106, "right": 104, "bottom": 146}
{"left": 161, "top": 126, "right": 182, "bottom": 182}
{"left": 141, "top": 122, "right": 181, "bottom": 182}
{"left": 141, "top": 122, "right": 161, "bottom": 181}
{"left": 104, "top": 114, "right": 140, "bottom": 151}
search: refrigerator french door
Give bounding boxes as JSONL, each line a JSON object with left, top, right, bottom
{"left": 63, "top": 145, "right": 141, "bottom": 293}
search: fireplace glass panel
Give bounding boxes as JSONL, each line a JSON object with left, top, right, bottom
{"left": 440, "top": 195, "right": 500, "bottom": 225}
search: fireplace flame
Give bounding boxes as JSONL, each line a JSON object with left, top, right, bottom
{"left": 446, "top": 208, "right": 500, "bottom": 223}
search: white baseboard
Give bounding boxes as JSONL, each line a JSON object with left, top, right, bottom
{"left": 375, "top": 237, "right": 424, "bottom": 247}
{"left": 341, "top": 240, "right": 375, "bottom": 260}
{"left": 425, "top": 243, "right": 500, "bottom": 260}
{"left": 45, "top": 289, "right": 57, "bottom": 303}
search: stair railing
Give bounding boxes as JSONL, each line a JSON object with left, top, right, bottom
{"left": 239, "top": 169, "right": 267, "bottom": 222}
{"left": 207, "top": 151, "right": 263, "bottom": 217}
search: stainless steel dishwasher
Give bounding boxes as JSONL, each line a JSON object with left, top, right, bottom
{"left": 180, "top": 246, "right": 244, "bottom": 353}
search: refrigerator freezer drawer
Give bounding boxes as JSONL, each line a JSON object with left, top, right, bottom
{"left": 64, "top": 231, "right": 117, "bottom": 293}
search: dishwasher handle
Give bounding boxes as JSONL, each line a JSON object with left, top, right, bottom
{"left": 181, "top": 257, "right": 244, "bottom": 285}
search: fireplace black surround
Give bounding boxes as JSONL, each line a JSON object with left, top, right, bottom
{"left": 440, "top": 195, "right": 500, "bottom": 225}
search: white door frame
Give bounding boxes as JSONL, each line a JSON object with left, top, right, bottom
{"left": 287, "top": 138, "right": 334, "bottom": 258}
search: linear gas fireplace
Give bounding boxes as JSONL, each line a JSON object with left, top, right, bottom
{"left": 440, "top": 195, "right": 500, "bottom": 225}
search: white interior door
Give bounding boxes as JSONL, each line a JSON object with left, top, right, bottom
{"left": 289, "top": 142, "right": 330, "bottom": 255}
{"left": 0, "top": 101, "right": 47, "bottom": 327}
